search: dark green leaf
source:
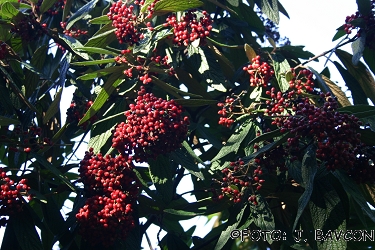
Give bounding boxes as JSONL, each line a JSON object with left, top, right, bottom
{"left": 356, "top": 0, "right": 372, "bottom": 15}
{"left": 363, "top": 47, "right": 375, "bottom": 76}
{"left": 174, "top": 98, "right": 217, "bottom": 107}
{"left": 351, "top": 34, "right": 366, "bottom": 65}
{"left": 66, "top": 0, "right": 99, "bottom": 30}
{"left": 151, "top": 76, "right": 202, "bottom": 98}
{"left": 332, "top": 27, "right": 347, "bottom": 41}
{"left": 227, "top": 0, "right": 239, "bottom": 7}
{"left": 40, "top": 0, "right": 57, "bottom": 14}
{"left": 0, "top": 115, "right": 19, "bottom": 125}
{"left": 78, "top": 72, "right": 124, "bottom": 125}
{"left": 336, "top": 49, "right": 375, "bottom": 104}
{"left": 43, "top": 87, "right": 63, "bottom": 124}
{"left": 211, "top": 120, "right": 253, "bottom": 162}
{"left": 338, "top": 104, "right": 375, "bottom": 118}
{"left": 75, "top": 47, "right": 118, "bottom": 56}
{"left": 272, "top": 53, "right": 290, "bottom": 92}
{"left": 77, "top": 66, "right": 126, "bottom": 80}
{"left": 358, "top": 128, "right": 375, "bottom": 146}
{"left": 87, "top": 125, "right": 115, "bottom": 154}
{"left": 249, "top": 194, "right": 275, "bottom": 243}
{"left": 58, "top": 35, "right": 89, "bottom": 60}
{"left": 259, "top": 0, "right": 279, "bottom": 24}
{"left": 89, "top": 15, "right": 110, "bottom": 24}
{"left": 292, "top": 144, "right": 318, "bottom": 231}
{"left": 148, "top": 154, "right": 174, "bottom": 204}
{"left": 333, "top": 170, "right": 375, "bottom": 223}
{"left": 71, "top": 58, "right": 115, "bottom": 66}
{"left": 170, "top": 146, "right": 204, "bottom": 180}
{"left": 1, "top": 2, "right": 20, "bottom": 19}
{"left": 333, "top": 61, "right": 368, "bottom": 105}
{"left": 62, "top": 0, "right": 72, "bottom": 21}
{"left": 247, "top": 129, "right": 281, "bottom": 146}
{"left": 165, "top": 233, "right": 190, "bottom": 250}
{"left": 153, "top": 0, "right": 204, "bottom": 15}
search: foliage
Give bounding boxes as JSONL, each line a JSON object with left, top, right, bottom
{"left": 0, "top": 0, "right": 375, "bottom": 249}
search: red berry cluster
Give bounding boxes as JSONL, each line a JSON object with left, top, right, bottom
{"left": 1, "top": 125, "right": 51, "bottom": 153}
{"left": 76, "top": 149, "right": 139, "bottom": 245}
{"left": 211, "top": 158, "right": 264, "bottom": 205}
{"left": 217, "top": 97, "right": 236, "bottom": 127}
{"left": 119, "top": 51, "right": 175, "bottom": 84}
{"left": 60, "top": 22, "right": 88, "bottom": 38}
{"left": 0, "top": 168, "right": 30, "bottom": 226}
{"left": 0, "top": 42, "right": 6, "bottom": 60}
{"left": 107, "top": 2, "right": 144, "bottom": 45}
{"left": 164, "top": 10, "right": 213, "bottom": 46}
{"left": 143, "top": 0, "right": 160, "bottom": 19}
{"left": 288, "top": 68, "right": 314, "bottom": 93}
{"left": 281, "top": 93, "right": 363, "bottom": 171}
{"left": 11, "top": 15, "right": 46, "bottom": 41}
{"left": 112, "top": 86, "right": 189, "bottom": 162}
{"left": 243, "top": 56, "right": 274, "bottom": 87}
{"left": 343, "top": 1, "right": 375, "bottom": 49}
{"left": 66, "top": 97, "right": 97, "bottom": 129}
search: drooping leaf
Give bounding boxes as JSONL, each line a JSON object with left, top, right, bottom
{"left": 164, "top": 233, "right": 190, "bottom": 250}
{"left": 78, "top": 73, "right": 124, "bottom": 125}
{"left": 363, "top": 47, "right": 375, "bottom": 76}
{"left": 89, "top": 15, "right": 110, "bottom": 24}
{"left": 75, "top": 47, "right": 118, "bottom": 56}
{"left": 271, "top": 53, "right": 290, "bottom": 92}
{"left": 336, "top": 49, "right": 375, "bottom": 104}
{"left": 66, "top": 0, "right": 99, "bottom": 30}
{"left": 0, "top": 115, "right": 19, "bottom": 125}
{"left": 244, "top": 43, "right": 256, "bottom": 62}
{"left": 87, "top": 125, "right": 115, "bottom": 154}
{"left": 292, "top": 144, "right": 318, "bottom": 231}
{"left": 1, "top": 2, "right": 20, "bottom": 19}
{"left": 71, "top": 58, "right": 115, "bottom": 66}
{"left": 153, "top": 0, "right": 204, "bottom": 15}
{"left": 351, "top": 34, "right": 366, "bottom": 65}
{"left": 148, "top": 154, "right": 174, "bottom": 204}
{"left": 356, "top": 0, "right": 372, "bottom": 16}
{"left": 40, "top": 0, "right": 57, "bottom": 14}
{"left": 43, "top": 87, "right": 63, "bottom": 124}
{"left": 332, "top": 27, "right": 347, "bottom": 41}
{"left": 259, "top": 0, "right": 279, "bottom": 24}
{"left": 211, "top": 119, "right": 253, "bottom": 162}
{"left": 338, "top": 104, "right": 375, "bottom": 118}
{"left": 320, "top": 74, "right": 352, "bottom": 107}
{"left": 174, "top": 98, "right": 217, "bottom": 107}
{"left": 226, "top": 0, "right": 239, "bottom": 7}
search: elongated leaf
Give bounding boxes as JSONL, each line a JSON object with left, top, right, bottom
{"left": 320, "top": 75, "right": 352, "bottom": 107}
{"left": 62, "top": 0, "right": 72, "bottom": 21}
{"left": 58, "top": 35, "right": 89, "bottom": 60}
{"left": 43, "top": 87, "right": 63, "bottom": 124}
{"left": 75, "top": 47, "right": 118, "bottom": 56}
{"left": 333, "top": 170, "right": 375, "bottom": 223}
{"left": 272, "top": 53, "right": 290, "bottom": 92}
{"left": 309, "top": 175, "right": 347, "bottom": 249}
{"left": 151, "top": 76, "right": 202, "bottom": 98}
{"left": 333, "top": 61, "right": 368, "bottom": 104}
{"left": 247, "top": 129, "right": 281, "bottom": 146}
{"left": 363, "top": 47, "right": 375, "bottom": 76}
{"left": 356, "top": 0, "right": 372, "bottom": 15}
{"left": 78, "top": 73, "right": 124, "bottom": 125}
{"left": 292, "top": 144, "right": 318, "bottom": 231}
{"left": 0, "top": 115, "right": 19, "bottom": 125}
{"left": 11, "top": 210, "right": 43, "bottom": 250}
{"left": 77, "top": 66, "right": 126, "bottom": 80}
{"left": 227, "top": 0, "right": 239, "bottom": 7}
{"left": 66, "top": 0, "right": 99, "bottom": 30}
{"left": 259, "top": 0, "right": 279, "bottom": 24}
{"left": 338, "top": 104, "right": 375, "bottom": 117}
{"left": 71, "top": 58, "right": 115, "bottom": 66}
{"left": 148, "top": 154, "right": 174, "bottom": 204}
{"left": 244, "top": 43, "right": 256, "bottom": 61}
{"left": 332, "top": 27, "right": 347, "bottom": 41}
{"left": 1, "top": 2, "right": 20, "bottom": 19}
{"left": 170, "top": 146, "right": 204, "bottom": 180}
{"left": 153, "top": 0, "right": 204, "bottom": 15}
{"left": 212, "top": 120, "right": 253, "bottom": 162}
{"left": 165, "top": 233, "right": 190, "bottom": 250}
{"left": 87, "top": 125, "right": 115, "bottom": 154}
{"left": 308, "top": 66, "right": 332, "bottom": 95}
{"left": 351, "top": 34, "right": 366, "bottom": 65}
{"left": 40, "top": 0, "right": 57, "bottom": 14}
{"left": 89, "top": 15, "right": 110, "bottom": 24}
{"left": 31, "top": 152, "right": 76, "bottom": 191}
{"left": 336, "top": 49, "right": 375, "bottom": 104}
{"left": 85, "top": 24, "right": 117, "bottom": 49}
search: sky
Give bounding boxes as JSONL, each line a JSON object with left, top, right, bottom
{"left": 0, "top": 0, "right": 361, "bottom": 249}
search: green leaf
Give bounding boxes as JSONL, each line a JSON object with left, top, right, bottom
{"left": 309, "top": 175, "right": 347, "bottom": 249}
{"left": 62, "top": 0, "right": 72, "bottom": 21}
{"left": 71, "top": 58, "right": 115, "bottom": 66}
{"left": 153, "top": 0, "right": 204, "bottom": 15}
{"left": 66, "top": 0, "right": 99, "bottom": 30}
{"left": 148, "top": 154, "right": 174, "bottom": 204}
{"left": 31, "top": 152, "right": 76, "bottom": 191}
{"left": 10, "top": 210, "right": 43, "bottom": 250}
{"left": 292, "top": 144, "right": 318, "bottom": 231}
{"left": 333, "top": 170, "right": 375, "bottom": 223}
{"left": 308, "top": 66, "right": 332, "bottom": 95}
{"left": 174, "top": 98, "right": 217, "bottom": 107}
{"left": 140, "top": 0, "right": 155, "bottom": 13}
{"left": 75, "top": 47, "right": 118, "bottom": 56}
{"left": 40, "top": 0, "right": 57, "bottom": 14}
{"left": 211, "top": 120, "right": 253, "bottom": 162}
{"left": 320, "top": 74, "right": 352, "bottom": 107}
{"left": 77, "top": 66, "right": 126, "bottom": 80}
{"left": 259, "top": 0, "right": 279, "bottom": 24}
{"left": 336, "top": 49, "right": 375, "bottom": 105}
{"left": 151, "top": 76, "right": 202, "bottom": 98}
{"left": 338, "top": 104, "right": 375, "bottom": 118}
{"left": 170, "top": 146, "right": 204, "bottom": 180}
{"left": 358, "top": 128, "right": 375, "bottom": 146}
{"left": 84, "top": 23, "right": 117, "bottom": 49}
{"left": 244, "top": 43, "right": 256, "bottom": 62}
{"left": 356, "top": 0, "right": 372, "bottom": 16}
{"left": 78, "top": 72, "right": 124, "bottom": 125}
{"left": 363, "top": 47, "right": 375, "bottom": 76}
{"left": 351, "top": 34, "right": 366, "bottom": 65}
{"left": 43, "top": 87, "right": 63, "bottom": 124}
{"left": 1, "top": 2, "right": 20, "bottom": 19}
{"left": 271, "top": 53, "right": 290, "bottom": 92}
{"left": 249, "top": 194, "right": 275, "bottom": 243}
{"left": 332, "top": 26, "right": 346, "bottom": 41}
{"left": 333, "top": 61, "right": 368, "bottom": 105}
{"left": 0, "top": 115, "right": 20, "bottom": 125}
{"left": 247, "top": 129, "right": 281, "bottom": 146}
{"left": 214, "top": 205, "right": 248, "bottom": 250}
{"left": 89, "top": 15, "right": 110, "bottom": 24}
{"left": 58, "top": 35, "right": 89, "bottom": 60}
{"left": 164, "top": 233, "right": 190, "bottom": 250}
{"left": 88, "top": 125, "right": 115, "bottom": 154}
{"left": 227, "top": 0, "right": 239, "bottom": 7}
